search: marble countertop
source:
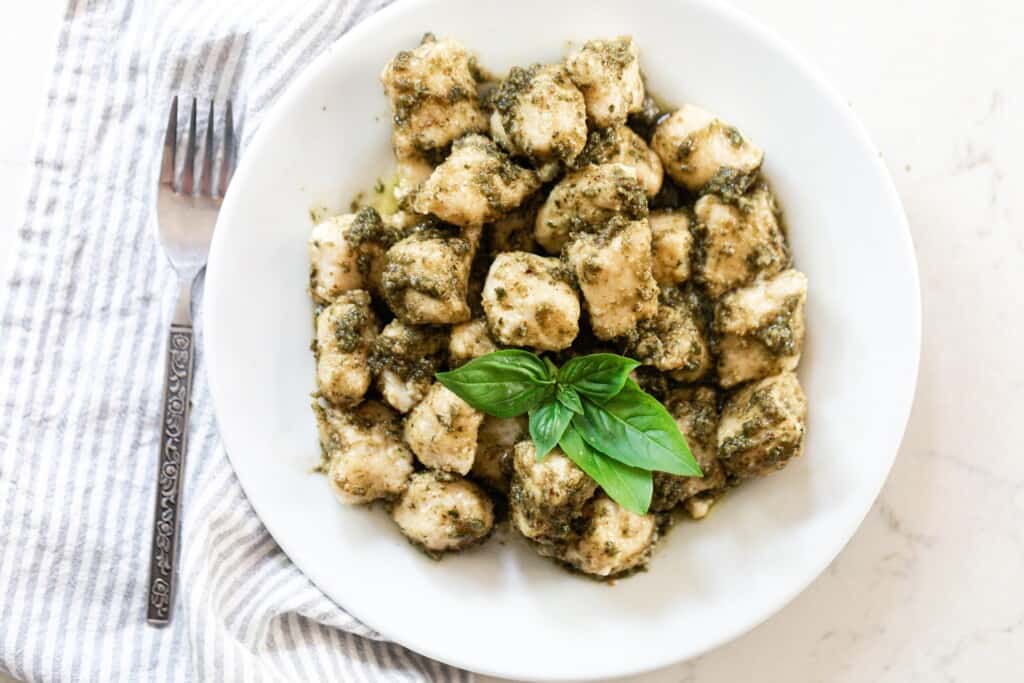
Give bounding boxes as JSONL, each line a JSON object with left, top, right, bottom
{"left": 2, "top": 1, "right": 1021, "bottom": 681}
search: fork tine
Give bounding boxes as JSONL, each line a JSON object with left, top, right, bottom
{"left": 200, "top": 100, "right": 215, "bottom": 198}
{"left": 180, "top": 98, "right": 198, "bottom": 195}
{"left": 160, "top": 97, "right": 178, "bottom": 186}
{"left": 216, "top": 100, "right": 235, "bottom": 198}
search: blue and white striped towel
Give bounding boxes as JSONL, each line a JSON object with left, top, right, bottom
{"left": 0, "top": 1, "right": 469, "bottom": 680}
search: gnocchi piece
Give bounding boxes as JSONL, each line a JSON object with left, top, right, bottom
{"left": 314, "top": 401, "right": 414, "bottom": 505}
{"left": 448, "top": 318, "right": 498, "bottom": 367}
{"left": 535, "top": 163, "right": 647, "bottom": 254}
{"left": 650, "top": 387, "right": 726, "bottom": 512}
{"left": 309, "top": 216, "right": 361, "bottom": 303}
{"left": 509, "top": 441, "right": 598, "bottom": 545}
{"left": 629, "top": 286, "right": 712, "bottom": 380}
{"left": 385, "top": 209, "right": 421, "bottom": 232}
{"left": 482, "top": 252, "right": 580, "bottom": 351}
{"left": 370, "top": 319, "right": 448, "bottom": 413}
{"left": 648, "top": 209, "right": 693, "bottom": 286}
{"left": 560, "top": 497, "right": 657, "bottom": 577}
{"left": 693, "top": 186, "right": 788, "bottom": 297}
{"left": 683, "top": 492, "right": 719, "bottom": 520}
{"left": 379, "top": 370, "right": 430, "bottom": 415}
{"left": 717, "top": 371, "right": 807, "bottom": 480}
{"left": 535, "top": 160, "right": 563, "bottom": 183}
{"left": 314, "top": 399, "right": 372, "bottom": 457}
{"left": 382, "top": 225, "right": 479, "bottom": 324}
{"left": 314, "top": 291, "right": 378, "bottom": 406}
{"left": 393, "top": 154, "right": 434, "bottom": 207}
{"left": 715, "top": 269, "right": 808, "bottom": 388}
{"left": 380, "top": 35, "right": 487, "bottom": 158}
{"left": 412, "top": 134, "right": 540, "bottom": 228}
{"left": 576, "top": 125, "right": 663, "bottom": 197}
{"left": 650, "top": 104, "right": 763, "bottom": 193}
{"left": 566, "top": 218, "right": 659, "bottom": 340}
{"left": 565, "top": 36, "right": 645, "bottom": 128}
{"left": 309, "top": 208, "right": 399, "bottom": 302}
{"left": 471, "top": 415, "right": 527, "bottom": 493}
{"left": 404, "top": 382, "right": 484, "bottom": 475}
{"left": 490, "top": 63, "right": 588, "bottom": 166}
{"left": 392, "top": 471, "right": 494, "bottom": 554}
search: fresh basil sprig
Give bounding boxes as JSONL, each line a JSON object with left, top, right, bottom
{"left": 436, "top": 349, "right": 555, "bottom": 418}
{"left": 559, "top": 423, "right": 653, "bottom": 515}
{"left": 529, "top": 400, "right": 573, "bottom": 460}
{"left": 557, "top": 353, "right": 639, "bottom": 402}
{"left": 435, "top": 350, "right": 702, "bottom": 513}
{"left": 574, "top": 379, "right": 701, "bottom": 477}
{"left": 556, "top": 384, "right": 584, "bottom": 414}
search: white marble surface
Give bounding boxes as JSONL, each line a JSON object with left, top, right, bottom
{"left": 1, "top": 1, "right": 1022, "bottom": 681}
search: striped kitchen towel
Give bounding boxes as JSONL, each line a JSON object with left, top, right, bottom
{"left": 0, "top": 0, "right": 469, "bottom": 680}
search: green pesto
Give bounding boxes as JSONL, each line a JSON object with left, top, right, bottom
{"left": 724, "top": 125, "right": 744, "bottom": 147}
{"left": 380, "top": 228, "right": 472, "bottom": 317}
{"left": 675, "top": 136, "right": 695, "bottom": 162}
{"left": 665, "top": 389, "right": 719, "bottom": 446}
{"left": 582, "top": 37, "right": 635, "bottom": 77}
{"left": 754, "top": 294, "right": 802, "bottom": 356}
{"left": 702, "top": 166, "right": 757, "bottom": 201}
{"left": 629, "top": 285, "right": 709, "bottom": 373}
{"left": 573, "top": 127, "right": 623, "bottom": 169}
{"left": 631, "top": 366, "right": 669, "bottom": 400}
{"left": 368, "top": 320, "right": 446, "bottom": 382}
{"left": 382, "top": 265, "right": 452, "bottom": 300}
{"left": 348, "top": 192, "right": 364, "bottom": 213}
{"left": 332, "top": 304, "right": 370, "bottom": 352}
{"left": 551, "top": 166, "right": 649, "bottom": 243}
{"left": 490, "top": 64, "right": 536, "bottom": 114}
{"left": 718, "top": 385, "right": 800, "bottom": 474}
{"left": 344, "top": 206, "right": 402, "bottom": 249}
{"left": 385, "top": 33, "right": 478, "bottom": 141}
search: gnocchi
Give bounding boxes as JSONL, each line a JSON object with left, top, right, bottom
{"left": 305, "top": 34, "right": 809, "bottom": 578}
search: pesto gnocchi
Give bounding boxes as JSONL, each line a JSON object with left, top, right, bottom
{"left": 306, "top": 33, "right": 809, "bottom": 578}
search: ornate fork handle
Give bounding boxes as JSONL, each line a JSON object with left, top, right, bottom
{"left": 148, "top": 98, "right": 232, "bottom": 625}
{"left": 147, "top": 303, "right": 195, "bottom": 625}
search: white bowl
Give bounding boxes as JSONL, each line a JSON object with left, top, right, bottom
{"left": 204, "top": 0, "right": 920, "bottom": 679}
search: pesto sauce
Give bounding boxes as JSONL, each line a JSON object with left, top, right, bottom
{"left": 308, "top": 205, "right": 330, "bottom": 224}
{"left": 332, "top": 304, "right": 370, "bottom": 352}
{"left": 702, "top": 167, "right": 757, "bottom": 201}
{"left": 754, "top": 296, "right": 800, "bottom": 356}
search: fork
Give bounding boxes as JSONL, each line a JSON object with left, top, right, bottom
{"left": 147, "top": 97, "right": 234, "bottom": 625}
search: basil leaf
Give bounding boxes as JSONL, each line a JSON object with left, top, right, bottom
{"left": 556, "top": 384, "right": 583, "bottom": 414}
{"left": 558, "top": 353, "right": 641, "bottom": 402}
{"left": 573, "top": 380, "right": 702, "bottom": 476}
{"left": 529, "top": 400, "right": 573, "bottom": 460}
{"left": 559, "top": 424, "right": 653, "bottom": 514}
{"left": 436, "top": 350, "right": 555, "bottom": 418}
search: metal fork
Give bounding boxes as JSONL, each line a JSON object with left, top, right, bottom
{"left": 147, "top": 97, "right": 234, "bottom": 625}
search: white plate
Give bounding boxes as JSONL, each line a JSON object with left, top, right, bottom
{"left": 204, "top": 0, "right": 920, "bottom": 679}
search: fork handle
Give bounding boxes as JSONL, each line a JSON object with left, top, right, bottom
{"left": 147, "top": 282, "right": 196, "bottom": 625}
